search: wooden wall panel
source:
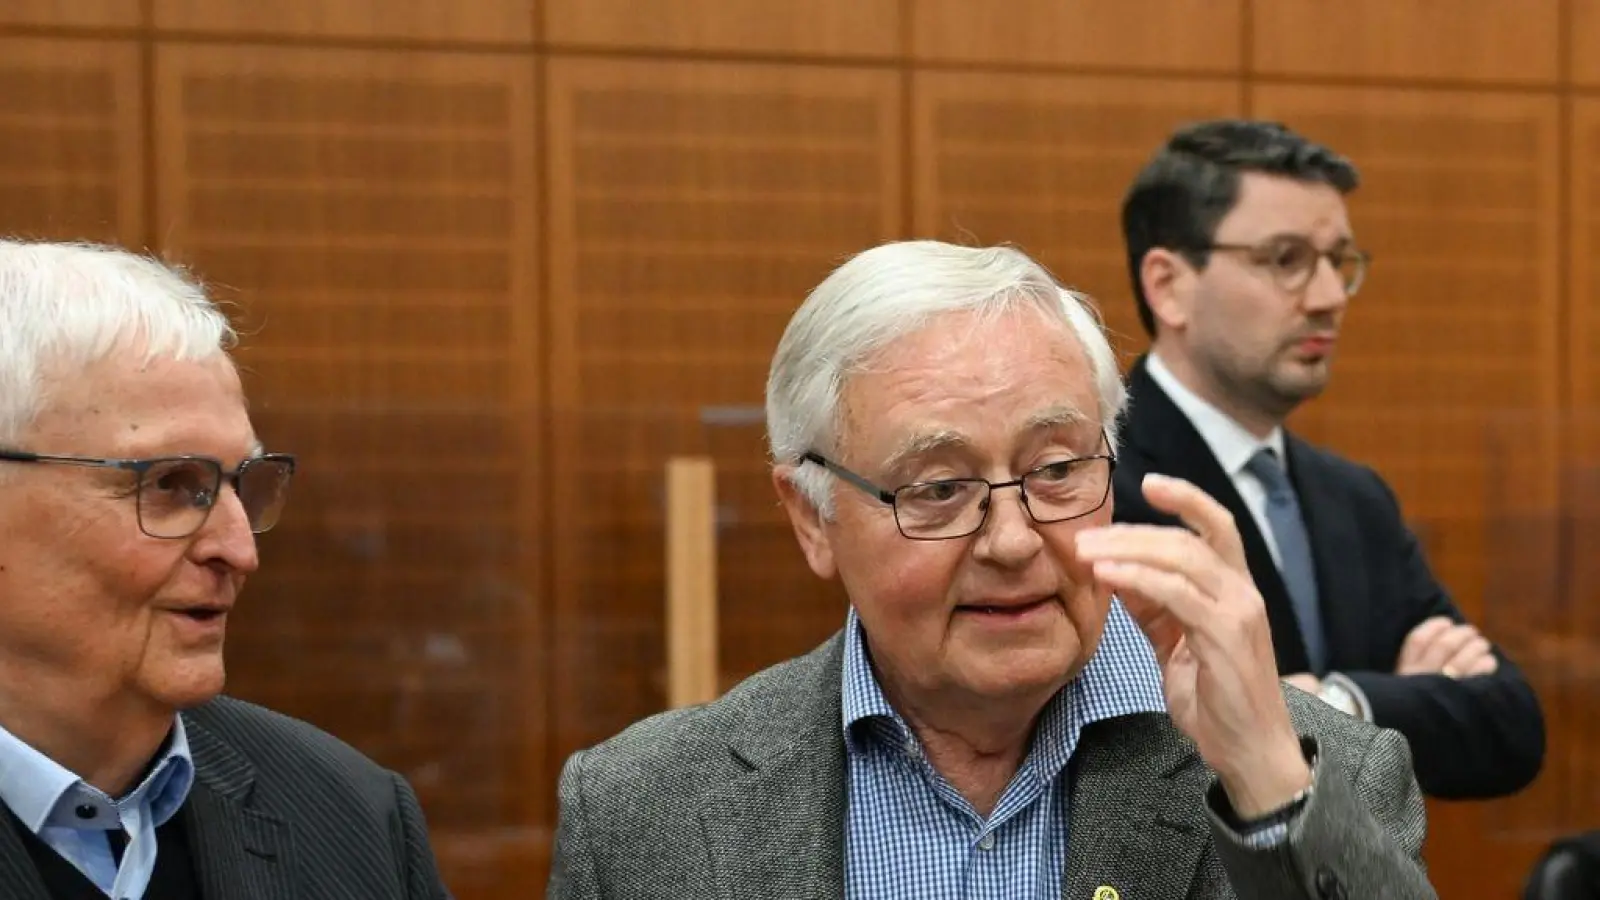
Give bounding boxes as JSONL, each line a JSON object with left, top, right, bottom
{"left": 153, "top": 0, "right": 535, "bottom": 44}
{"left": 0, "top": 1, "right": 140, "bottom": 29}
{"left": 0, "top": 39, "right": 143, "bottom": 245}
{"left": 1252, "top": 0, "right": 1560, "bottom": 84}
{"left": 1552, "top": 98, "right": 1600, "bottom": 851}
{"left": 152, "top": 44, "right": 546, "bottom": 893}
{"left": 545, "top": 58, "right": 901, "bottom": 763}
{"left": 912, "top": 73, "right": 1241, "bottom": 362}
{"left": 1253, "top": 84, "right": 1561, "bottom": 897}
{"left": 1571, "top": 1, "right": 1600, "bottom": 87}
{"left": 912, "top": 0, "right": 1241, "bottom": 72}
{"left": 544, "top": 0, "right": 898, "bottom": 57}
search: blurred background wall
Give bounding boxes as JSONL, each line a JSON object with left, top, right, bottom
{"left": 0, "top": 1, "right": 1595, "bottom": 896}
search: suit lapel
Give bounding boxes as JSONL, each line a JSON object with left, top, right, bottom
{"left": 1123, "top": 359, "right": 1312, "bottom": 673}
{"left": 0, "top": 816, "right": 50, "bottom": 900}
{"left": 1285, "top": 437, "right": 1368, "bottom": 671}
{"left": 701, "top": 636, "right": 847, "bottom": 900}
{"left": 180, "top": 712, "right": 296, "bottom": 900}
{"left": 1062, "top": 714, "right": 1211, "bottom": 900}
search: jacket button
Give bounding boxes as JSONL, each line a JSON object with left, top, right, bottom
{"left": 1314, "top": 867, "right": 1346, "bottom": 900}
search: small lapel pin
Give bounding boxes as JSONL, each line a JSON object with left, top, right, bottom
{"left": 1093, "top": 888, "right": 1120, "bottom": 900}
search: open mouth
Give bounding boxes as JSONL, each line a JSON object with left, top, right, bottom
{"left": 177, "top": 608, "right": 226, "bottom": 622}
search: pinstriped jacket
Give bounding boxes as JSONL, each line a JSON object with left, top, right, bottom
{"left": 0, "top": 696, "right": 452, "bottom": 900}
{"left": 548, "top": 632, "right": 1438, "bottom": 900}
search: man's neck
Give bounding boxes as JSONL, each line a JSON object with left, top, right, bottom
{"left": 0, "top": 678, "right": 173, "bottom": 797}
{"left": 880, "top": 676, "right": 1057, "bottom": 818}
{"left": 1150, "top": 344, "right": 1282, "bottom": 439}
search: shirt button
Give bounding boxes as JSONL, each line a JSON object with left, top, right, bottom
{"left": 74, "top": 805, "right": 97, "bottom": 820}
{"left": 978, "top": 833, "right": 995, "bottom": 850}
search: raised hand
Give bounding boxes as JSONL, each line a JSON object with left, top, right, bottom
{"left": 1075, "top": 473, "right": 1311, "bottom": 817}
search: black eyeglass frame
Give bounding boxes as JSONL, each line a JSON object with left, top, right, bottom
{"left": 799, "top": 431, "right": 1117, "bottom": 541}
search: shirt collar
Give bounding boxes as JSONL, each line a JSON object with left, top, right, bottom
{"left": 1146, "top": 351, "right": 1285, "bottom": 476}
{"left": 0, "top": 715, "right": 195, "bottom": 834}
{"left": 840, "top": 600, "right": 1168, "bottom": 774}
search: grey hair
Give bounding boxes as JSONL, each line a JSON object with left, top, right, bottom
{"left": 0, "top": 239, "right": 236, "bottom": 445}
{"left": 766, "top": 240, "right": 1127, "bottom": 515}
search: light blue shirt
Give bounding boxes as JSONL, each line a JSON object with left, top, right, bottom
{"left": 841, "top": 600, "right": 1169, "bottom": 899}
{"left": 0, "top": 716, "right": 194, "bottom": 899}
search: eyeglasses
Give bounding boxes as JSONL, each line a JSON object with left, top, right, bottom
{"left": 0, "top": 449, "right": 297, "bottom": 539}
{"left": 1200, "top": 235, "right": 1371, "bottom": 297}
{"left": 800, "top": 436, "right": 1116, "bottom": 541}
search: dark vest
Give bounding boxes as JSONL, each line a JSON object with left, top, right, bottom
{"left": 3, "top": 806, "right": 200, "bottom": 900}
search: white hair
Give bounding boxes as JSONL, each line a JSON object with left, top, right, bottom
{"left": 0, "top": 239, "right": 236, "bottom": 445}
{"left": 766, "top": 240, "right": 1126, "bottom": 515}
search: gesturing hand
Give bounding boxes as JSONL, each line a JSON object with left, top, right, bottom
{"left": 1075, "top": 473, "right": 1311, "bottom": 818}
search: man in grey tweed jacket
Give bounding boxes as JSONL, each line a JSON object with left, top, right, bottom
{"left": 550, "top": 241, "right": 1437, "bottom": 899}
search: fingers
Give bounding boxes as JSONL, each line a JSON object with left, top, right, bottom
{"left": 1397, "top": 616, "right": 1455, "bottom": 671}
{"left": 1395, "top": 617, "right": 1501, "bottom": 678}
{"left": 1442, "top": 636, "right": 1498, "bottom": 678}
{"left": 1137, "top": 473, "right": 1249, "bottom": 571}
{"left": 1413, "top": 623, "right": 1479, "bottom": 674}
{"left": 1089, "top": 556, "right": 1260, "bottom": 660}
{"left": 1077, "top": 524, "right": 1236, "bottom": 603}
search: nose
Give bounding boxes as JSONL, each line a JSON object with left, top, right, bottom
{"left": 972, "top": 485, "right": 1043, "bottom": 567}
{"left": 1303, "top": 254, "right": 1351, "bottom": 313}
{"left": 190, "top": 486, "right": 260, "bottom": 574}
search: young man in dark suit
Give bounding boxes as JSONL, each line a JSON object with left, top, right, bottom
{"left": 1113, "top": 119, "right": 1545, "bottom": 800}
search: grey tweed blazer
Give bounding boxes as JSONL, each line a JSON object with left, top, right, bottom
{"left": 0, "top": 696, "right": 452, "bottom": 900}
{"left": 549, "top": 632, "right": 1436, "bottom": 899}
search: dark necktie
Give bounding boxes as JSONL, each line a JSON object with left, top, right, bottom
{"left": 1245, "top": 448, "right": 1328, "bottom": 673}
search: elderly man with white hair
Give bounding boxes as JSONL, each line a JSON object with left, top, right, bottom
{"left": 547, "top": 239, "right": 1437, "bottom": 899}
{"left": 0, "top": 239, "right": 451, "bottom": 899}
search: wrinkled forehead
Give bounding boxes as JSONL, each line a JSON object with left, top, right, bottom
{"left": 30, "top": 351, "right": 256, "bottom": 456}
{"left": 838, "top": 309, "right": 1102, "bottom": 460}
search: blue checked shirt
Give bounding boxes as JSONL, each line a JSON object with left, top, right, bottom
{"left": 0, "top": 716, "right": 194, "bottom": 900}
{"left": 842, "top": 599, "right": 1169, "bottom": 899}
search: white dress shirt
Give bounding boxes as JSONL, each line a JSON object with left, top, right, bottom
{"left": 1143, "top": 353, "right": 1371, "bottom": 719}
{"left": 1145, "top": 353, "right": 1286, "bottom": 567}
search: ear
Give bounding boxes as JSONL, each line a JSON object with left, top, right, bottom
{"left": 772, "top": 466, "right": 837, "bottom": 580}
{"left": 1139, "top": 247, "right": 1196, "bottom": 332}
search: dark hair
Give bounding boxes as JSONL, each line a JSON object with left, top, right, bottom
{"left": 1120, "top": 119, "right": 1361, "bottom": 336}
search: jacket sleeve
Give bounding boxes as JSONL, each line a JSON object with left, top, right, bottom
{"left": 547, "top": 750, "right": 604, "bottom": 900}
{"left": 1208, "top": 731, "right": 1435, "bottom": 899}
{"left": 391, "top": 772, "right": 453, "bottom": 900}
{"left": 1338, "top": 476, "right": 1545, "bottom": 799}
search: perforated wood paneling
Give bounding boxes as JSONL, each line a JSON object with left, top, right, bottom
{"left": 1253, "top": 85, "right": 1560, "bottom": 897}
{"left": 1552, "top": 99, "right": 1600, "bottom": 848}
{"left": 153, "top": 0, "right": 534, "bottom": 43}
{"left": 545, "top": 58, "right": 901, "bottom": 759}
{"left": 913, "top": 73, "right": 1241, "bottom": 361}
{"left": 1571, "top": 1, "right": 1600, "bottom": 86}
{"left": 0, "top": 39, "right": 143, "bottom": 244}
{"left": 912, "top": 0, "right": 1241, "bottom": 71}
{"left": 0, "top": 1, "right": 139, "bottom": 28}
{"left": 545, "top": 0, "right": 897, "bottom": 57}
{"left": 152, "top": 44, "right": 545, "bottom": 886}
{"left": 1252, "top": 0, "right": 1559, "bottom": 84}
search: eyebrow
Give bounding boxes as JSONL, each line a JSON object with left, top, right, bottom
{"left": 877, "top": 405, "right": 1094, "bottom": 475}
{"left": 880, "top": 429, "right": 969, "bottom": 477}
{"left": 1251, "top": 230, "right": 1356, "bottom": 249}
{"left": 1025, "top": 404, "right": 1090, "bottom": 432}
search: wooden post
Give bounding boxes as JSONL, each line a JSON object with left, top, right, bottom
{"left": 665, "top": 456, "right": 718, "bottom": 708}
